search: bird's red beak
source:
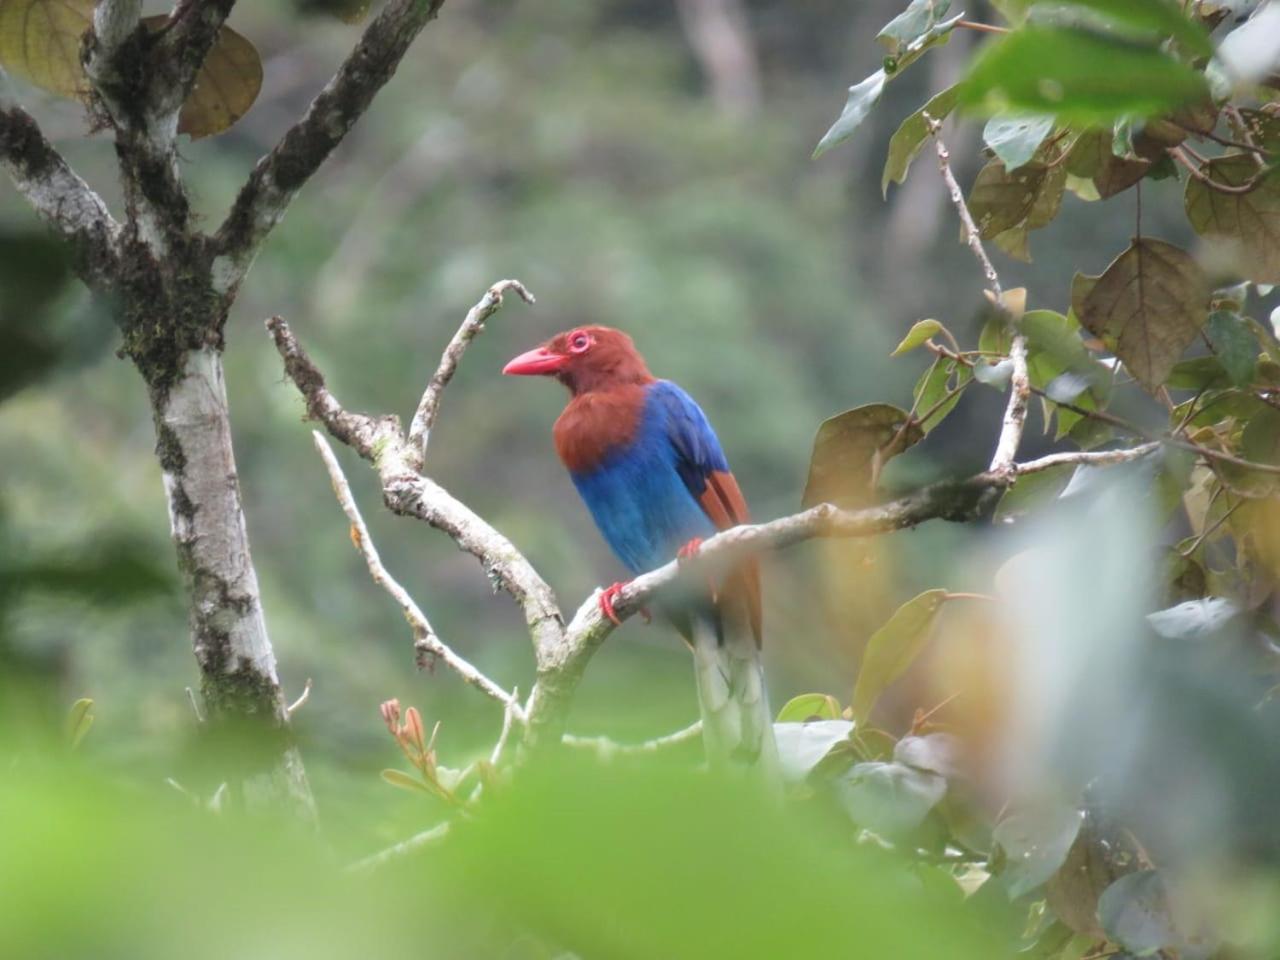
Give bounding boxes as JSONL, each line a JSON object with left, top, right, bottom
{"left": 503, "top": 345, "right": 568, "bottom": 376}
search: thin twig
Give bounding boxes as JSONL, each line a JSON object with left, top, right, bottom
{"left": 955, "top": 19, "right": 1010, "bottom": 34}
{"left": 346, "top": 821, "right": 451, "bottom": 873}
{"left": 1171, "top": 119, "right": 1275, "bottom": 158}
{"left": 311, "top": 430, "right": 525, "bottom": 719}
{"left": 1015, "top": 443, "right": 1161, "bottom": 475}
{"left": 562, "top": 721, "right": 704, "bottom": 759}
{"left": 286, "top": 678, "right": 313, "bottom": 718}
{"left": 407, "top": 279, "right": 535, "bottom": 468}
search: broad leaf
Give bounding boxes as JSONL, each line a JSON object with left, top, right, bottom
{"left": 993, "top": 803, "right": 1084, "bottom": 898}
{"left": 851, "top": 589, "right": 948, "bottom": 724}
{"left": 1205, "top": 309, "right": 1259, "bottom": 386}
{"left": 969, "top": 160, "right": 1049, "bottom": 239}
{"left": 1066, "top": 129, "right": 1150, "bottom": 198}
{"left": 170, "top": 20, "right": 263, "bottom": 139}
{"left": 892, "top": 318, "right": 943, "bottom": 356}
{"left": 893, "top": 732, "right": 963, "bottom": 779}
{"left": 1185, "top": 159, "right": 1280, "bottom": 284}
{"left": 814, "top": 71, "right": 887, "bottom": 159}
{"left": 1045, "top": 807, "right": 1146, "bottom": 939}
{"left": 878, "top": 0, "right": 953, "bottom": 55}
{"left": 773, "top": 720, "right": 854, "bottom": 782}
{"left": 836, "top": 761, "right": 947, "bottom": 835}
{"left": 775, "top": 692, "right": 843, "bottom": 723}
{"left": 983, "top": 114, "right": 1055, "bottom": 171}
{"left": 1078, "top": 238, "right": 1208, "bottom": 391}
{"left": 802, "top": 403, "right": 924, "bottom": 508}
{"left": 1049, "top": 0, "right": 1212, "bottom": 56}
{"left": 962, "top": 26, "right": 1209, "bottom": 122}
{"left": 913, "top": 358, "right": 972, "bottom": 434}
{"left": 882, "top": 85, "right": 962, "bottom": 196}
{"left": 1097, "top": 870, "right": 1179, "bottom": 956}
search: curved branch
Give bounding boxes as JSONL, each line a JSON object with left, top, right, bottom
{"left": 214, "top": 0, "right": 448, "bottom": 292}
{"left": 407, "top": 279, "right": 536, "bottom": 469}
{"left": 0, "top": 104, "right": 120, "bottom": 284}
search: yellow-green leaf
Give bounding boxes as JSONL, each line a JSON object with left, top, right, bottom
{"left": 776, "top": 693, "right": 843, "bottom": 723}
{"left": 0, "top": 0, "right": 94, "bottom": 98}
{"left": 380, "top": 768, "right": 433, "bottom": 794}
{"left": 802, "top": 403, "right": 924, "bottom": 508}
{"left": 66, "top": 697, "right": 94, "bottom": 748}
{"left": 881, "top": 84, "right": 961, "bottom": 196}
{"left": 892, "top": 319, "right": 943, "bottom": 356}
{"left": 851, "top": 589, "right": 949, "bottom": 724}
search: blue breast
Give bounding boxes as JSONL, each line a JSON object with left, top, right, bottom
{"left": 570, "top": 387, "right": 716, "bottom": 574}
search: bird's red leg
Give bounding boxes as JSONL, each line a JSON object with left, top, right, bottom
{"left": 676, "top": 537, "right": 704, "bottom": 563}
{"left": 598, "top": 582, "right": 627, "bottom": 626}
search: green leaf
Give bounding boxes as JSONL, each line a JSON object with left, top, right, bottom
{"left": 1049, "top": 0, "right": 1212, "bottom": 57}
{"left": 1066, "top": 128, "right": 1151, "bottom": 198}
{"left": 983, "top": 114, "right": 1055, "bottom": 171}
{"left": 993, "top": 225, "right": 1032, "bottom": 261}
{"left": 775, "top": 693, "right": 843, "bottom": 723}
{"left": 66, "top": 698, "right": 94, "bottom": 749}
{"left": 969, "top": 160, "right": 1049, "bottom": 239}
{"left": 993, "top": 804, "right": 1084, "bottom": 898}
{"left": 851, "top": 589, "right": 948, "bottom": 724}
{"left": 1205, "top": 310, "right": 1259, "bottom": 387}
{"left": 1097, "top": 870, "right": 1179, "bottom": 956}
{"left": 1185, "top": 160, "right": 1280, "bottom": 285}
{"left": 961, "top": 26, "right": 1210, "bottom": 123}
{"left": 802, "top": 403, "right": 924, "bottom": 508}
{"left": 892, "top": 319, "right": 944, "bottom": 356}
{"left": 994, "top": 462, "right": 1075, "bottom": 522}
{"left": 773, "top": 720, "right": 855, "bottom": 782}
{"left": 837, "top": 761, "right": 947, "bottom": 835}
{"left": 913, "top": 358, "right": 971, "bottom": 434}
{"left": 882, "top": 85, "right": 962, "bottom": 196}
{"left": 1078, "top": 238, "right": 1209, "bottom": 392}
{"left": 878, "top": 0, "right": 953, "bottom": 55}
{"left": 814, "top": 71, "right": 888, "bottom": 159}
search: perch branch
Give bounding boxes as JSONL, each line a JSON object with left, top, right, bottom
{"left": 312, "top": 430, "right": 525, "bottom": 718}
{"left": 562, "top": 721, "right": 704, "bottom": 760}
{"left": 214, "top": 0, "right": 449, "bottom": 291}
{"left": 0, "top": 104, "right": 120, "bottom": 283}
{"left": 407, "top": 279, "right": 536, "bottom": 468}
{"left": 1014, "top": 443, "right": 1161, "bottom": 475}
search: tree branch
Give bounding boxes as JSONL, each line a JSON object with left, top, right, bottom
{"left": 562, "top": 721, "right": 704, "bottom": 760}
{"left": 154, "top": 0, "right": 238, "bottom": 114}
{"left": 925, "top": 114, "right": 1028, "bottom": 476}
{"left": 406, "top": 279, "right": 535, "bottom": 469}
{"left": 311, "top": 429, "right": 524, "bottom": 718}
{"left": 1015, "top": 443, "right": 1161, "bottom": 475}
{"left": 214, "top": 0, "right": 449, "bottom": 292}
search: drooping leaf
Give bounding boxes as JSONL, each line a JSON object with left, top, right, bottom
{"left": 961, "top": 26, "right": 1210, "bottom": 122}
{"left": 0, "top": 0, "right": 94, "bottom": 97}
{"left": 802, "top": 404, "right": 924, "bottom": 508}
{"left": 993, "top": 803, "right": 1084, "bottom": 898}
{"left": 1066, "top": 129, "right": 1150, "bottom": 198}
{"left": 893, "top": 732, "right": 963, "bottom": 779}
{"left": 892, "top": 318, "right": 944, "bottom": 356}
{"left": 983, "top": 114, "right": 1055, "bottom": 171}
{"left": 814, "top": 71, "right": 888, "bottom": 159}
{"left": 168, "top": 21, "right": 263, "bottom": 139}
{"left": 1205, "top": 309, "right": 1259, "bottom": 386}
{"left": 882, "top": 85, "right": 962, "bottom": 196}
{"left": 913, "top": 358, "right": 972, "bottom": 434}
{"left": 851, "top": 589, "right": 949, "bottom": 724}
{"left": 1078, "top": 238, "right": 1209, "bottom": 391}
{"left": 878, "top": 0, "right": 953, "bottom": 55}
{"left": 773, "top": 720, "right": 855, "bottom": 782}
{"left": 836, "top": 761, "right": 947, "bottom": 835}
{"left": 1097, "top": 870, "right": 1179, "bottom": 957}
{"left": 775, "top": 693, "right": 843, "bottom": 723}
{"left": 968, "top": 160, "right": 1049, "bottom": 239}
{"left": 1185, "top": 159, "right": 1280, "bottom": 284}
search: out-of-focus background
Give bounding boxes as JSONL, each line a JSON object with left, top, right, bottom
{"left": 0, "top": 0, "right": 1233, "bottom": 853}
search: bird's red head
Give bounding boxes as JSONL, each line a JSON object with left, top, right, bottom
{"left": 503, "top": 325, "right": 655, "bottom": 395}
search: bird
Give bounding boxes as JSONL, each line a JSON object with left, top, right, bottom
{"left": 503, "top": 325, "right": 778, "bottom": 776}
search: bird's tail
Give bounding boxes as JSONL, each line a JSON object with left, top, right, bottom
{"left": 688, "top": 609, "right": 780, "bottom": 785}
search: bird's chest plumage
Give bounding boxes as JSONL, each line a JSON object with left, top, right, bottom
{"left": 555, "top": 386, "right": 714, "bottom": 574}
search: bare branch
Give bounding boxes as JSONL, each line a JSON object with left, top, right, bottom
{"left": 214, "top": 0, "right": 449, "bottom": 292}
{"left": 346, "top": 821, "right": 451, "bottom": 873}
{"left": 1015, "top": 443, "right": 1161, "bottom": 476}
{"left": 154, "top": 0, "right": 238, "bottom": 113}
{"left": 0, "top": 104, "right": 120, "bottom": 283}
{"left": 924, "top": 114, "right": 1028, "bottom": 475}
{"left": 312, "top": 430, "right": 524, "bottom": 717}
{"left": 562, "top": 721, "right": 703, "bottom": 759}
{"left": 286, "top": 678, "right": 313, "bottom": 717}
{"left": 407, "top": 279, "right": 536, "bottom": 469}
{"left": 87, "top": 0, "right": 142, "bottom": 70}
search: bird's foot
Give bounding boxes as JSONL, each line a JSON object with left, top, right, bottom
{"left": 598, "top": 581, "right": 629, "bottom": 626}
{"left": 676, "top": 537, "right": 704, "bottom": 563}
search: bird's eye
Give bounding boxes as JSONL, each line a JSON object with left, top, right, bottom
{"left": 569, "top": 333, "right": 591, "bottom": 354}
